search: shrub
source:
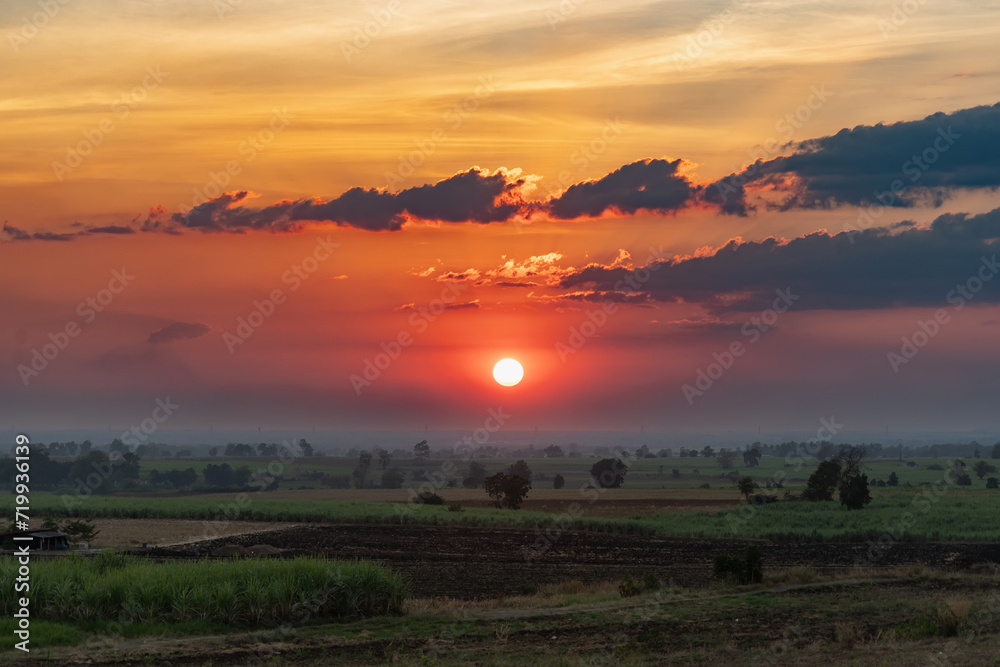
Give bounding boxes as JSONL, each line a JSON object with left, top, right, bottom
{"left": 553, "top": 474, "right": 565, "bottom": 489}
{"left": 987, "top": 477, "right": 999, "bottom": 489}
{"left": 887, "top": 472, "right": 899, "bottom": 486}
{"left": 590, "top": 458, "right": 628, "bottom": 488}
{"left": 414, "top": 491, "right": 444, "bottom": 505}
{"left": 671, "top": 468, "right": 681, "bottom": 478}
{"left": 447, "top": 503, "right": 463, "bottom": 512}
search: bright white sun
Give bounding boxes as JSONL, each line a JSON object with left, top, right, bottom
{"left": 492, "top": 358, "right": 524, "bottom": 387}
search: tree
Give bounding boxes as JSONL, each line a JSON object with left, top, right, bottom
{"left": 209, "top": 447, "right": 218, "bottom": 457}
{"left": 413, "top": 440, "right": 430, "bottom": 459}
{"left": 463, "top": 461, "right": 487, "bottom": 488}
{"left": 297, "top": 438, "right": 314, "bottom": 457}
{"left": 988, "top": 477, "right": 999, "bottom": 489}
{"left": 377, "top": 449, "right": 392, "bottom": 471}
{"left": 736, "top": 476, "right": 756, "bottom": 501}
{"left": 381, "top": 468, "right": 405, "bottom": 489}
{"left": 203, "top": 463, "right": 234, "bottom": 487}
{"left": 803, "top": 447, "right": 872, "bottom": 509}
{"left": 802, "top": 459, "right": 841, "bottom": 501}
{"left": 553, "top": 474, "right": 565, "bottom": 489}
{"left": 120, "top": 452, "right": 141, "bottom": 479}
{"left": 992, "top": 443, "right": 1000, "bottom": 459}
{"left": 63, "top": 519, "right": 99, "bottom": 544}
{"left": 355, "top": 450, "right": 373, "bottom": 488}
{"left": 484, "top": 471, "right": 531, "bottom": 509}
{"left": 233, "top": 465, "right": 253, "bottom": 487}
{"left": 887, "top": 471, "right": 899, "bottom": 487}
{"left": 543, "top": 444, "right": 564, "bottom": 458}
{"left": 743, "top": 446, "right": 762, "bottom": 468}
{"left": 717, "top": 448, "right": 737, "bottom": 469}
{"left": 590, "top": 458, "right": 628, "bottom": 488}
{"left": 109, "top": 438, "right": 129, "bottom": 456}
{"left": 840, "top": 473, "right": 872, "bottom": 510}
{"left": 509, "top": 460, "right": 532, "bottom": 483}
{"left": 973, "top": 460, "right": 996, "bottom": 480}
{"left": 701, "top": 446, "right": 715, "bottom": 458}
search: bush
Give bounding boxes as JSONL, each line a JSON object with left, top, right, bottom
{"left": 671, "top": 468, "right": 681, "bottom": 478}
{"left": 956, "top": 473, "right": 973, "bottom": 486}
{"left": 987, "top": 478, "right": 999, "bottom": 489}
{"left": 553, "top": 474, "right": 565, "bottom": 489}
{"left": 447, "top": 503, "right": 463, "bottom": 512}
{"left": 713, "top": 545, "right": 763, "bottom": 585}
{"left": 414, "top": 491, "right": 444, "bottom": 505}
{"left": 590, "top": 458, "right": 628, "bottom": 488}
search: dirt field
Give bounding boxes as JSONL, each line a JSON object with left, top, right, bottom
{"left": 138, "top": 523, "right": 1000, "bottom": 599}
{"left": 85, "top": 518, "right": 301, "bottom": 548}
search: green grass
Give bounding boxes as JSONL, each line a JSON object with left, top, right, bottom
{"left": 8, "top": 486, "right": 1000, "bottom": 541}
{"left": 0, "top": 553, "right": 406, "bottom": 645}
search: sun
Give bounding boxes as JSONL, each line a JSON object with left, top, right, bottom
{"left": 492, "top": 358, "right": 524, "bottom": 387}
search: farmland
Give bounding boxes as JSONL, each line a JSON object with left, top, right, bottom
{"left": 6, "top": 451, "right": 1000, "bottom": 664}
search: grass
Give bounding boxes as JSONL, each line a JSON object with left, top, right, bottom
{"left": 8, "top": 482, "right": 1000, "bottom": 542}
{"left": 0, "top": 552, "right": 407, "bottom": 644}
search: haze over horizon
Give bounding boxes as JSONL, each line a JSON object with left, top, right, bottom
{"left": 4, "top": 1, "right": 1000, "bottom": 434}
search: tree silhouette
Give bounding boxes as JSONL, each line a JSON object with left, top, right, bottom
{"left": 413, "top": 440, "right": 430, "bottom": 458}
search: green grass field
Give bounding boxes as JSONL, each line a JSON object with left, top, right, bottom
{"left": 0, "top": 552, "right": 406, "bottom": 644}
{"left": 7, "top": 486, "right": 999, "bottom": 541}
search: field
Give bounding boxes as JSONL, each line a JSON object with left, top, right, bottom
{"left": 6, "top": 454, "right": 1000, "bottom": 664}
{"left": 117, "top": 454, "right": 975, "bottom": 491}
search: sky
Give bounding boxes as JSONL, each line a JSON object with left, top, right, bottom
{"left": 3, "top": 0, "right": 1000, "bottom": 436}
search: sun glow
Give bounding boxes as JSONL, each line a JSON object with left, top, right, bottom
{"left": 492, "top": 358, "right": 524, "bottom": 387}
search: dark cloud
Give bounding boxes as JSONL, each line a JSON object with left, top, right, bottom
{"left": 547, "top": 158, "right": 696, "bottom": 218}
{"left": 148, "top": 321, "right": 211, "bottom": 344}
{"left": 709, "top": 103, "right": 1000, "bottom": 215}
{"left": 536, "top": 290, "right": 650, "bottom": 305}
{"left": 560, "top": 207, "right": 1000, "bottom": 312}
{"left": 171, "top": 168, "right": 534, "bottom": 233}
{"left": 396, "top": 300, "right": 480, "bottom": 312}
{"left": 2, "top": 222, "right": 135, "bottom": 242}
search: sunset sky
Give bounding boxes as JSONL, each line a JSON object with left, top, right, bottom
{"left": 3, "top": 0, "right": 1000, "bottom": 434}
